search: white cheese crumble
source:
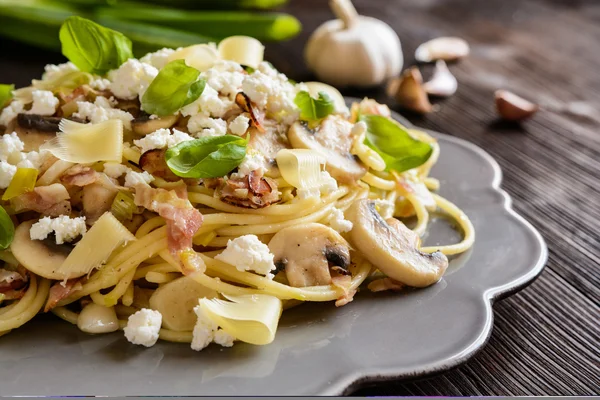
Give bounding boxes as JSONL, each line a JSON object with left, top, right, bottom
{"left": 202, "top": 61, "right": 245, "bottom": 98}
{"left": 16, "top": 150, "right": 42, "bottom": 169}
{"left": 30, "top": 216, "right": 87, "bottom": 244}
{"left": 103, "top": 162, "right": 130, "bottom": 179}
{"left": 140, "top": 47, "right": 176, "bottom": 70}
{"left": 74, "top": 96, "right": 134, "bottom": 130}
{"left": 188, "top": 115, "right": 227, "bottom": 137}
{"left": 215, "top": 234, "right": 276, "bottom": 278}
{"left": 27, "top": 90, "right": 59, "bottom": 116}
{"left": 124, "top": 170, "right": 154, "bottom": 188}
{"left": 0, "top": 132, "right": 25, "bottom": 164}
{"left": 181, "top": 84, "right": 233, "bottom": 119}
{"left": 242, "top": 68, "right": 299, "bottom": 124}
{"left": 124, "top": 308, "right": 162, "bottom": 347}
{"left": 0, "top": 100, "right": 24, "bottom": 126}
{"left": 108, "top": 59, "right": 158, "bottom": 100}
{"left": 228, "top": 114, "right": 250, "bottom": 136}
{"left": 235, "top": 150, "right": 269, "bottom": 177}
{"left": 0, "top": 161, "right": 16, "bottom": 189}
{"left": 41, "top": 62, "right": 78, "bottom": 82}
{"left": 373, "top": 199, "right": 395, "bottom": 219}
{"left": 133, "top": 128, "right": 193, "bottom": 154}
{"left": 89, "top": 77, "right": 111, "bottom": 91}
{"left": 191, "top": 303, "right": 235, "bottom": 351}
{"left": 327, "top": 208, "right": 353, "bottom": 233}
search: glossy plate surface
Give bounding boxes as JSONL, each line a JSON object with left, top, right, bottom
{"left": 0, "top": 107, "right": 547, "bottom": 395}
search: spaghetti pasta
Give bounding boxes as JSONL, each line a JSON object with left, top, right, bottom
{"left": 0, "top": 29, "right": 474, "bottom": 352}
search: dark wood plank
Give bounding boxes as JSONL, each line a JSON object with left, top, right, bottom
{"left": 0, "top": 0, "right": 598, "bottom": 396}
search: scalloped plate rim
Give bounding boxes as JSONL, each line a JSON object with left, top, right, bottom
{"left": 327, "top": 102, "right": 549, "bottom": 395}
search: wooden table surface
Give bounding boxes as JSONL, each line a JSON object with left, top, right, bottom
{"left": 1, "top": 0, "right": 599, "bottom": 396}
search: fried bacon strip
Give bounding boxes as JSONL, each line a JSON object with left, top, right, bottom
{"left": 235, "top": 92, "right": 265, "bottom": 133}
{"left": 133, "top": 183, "right": 203, "bottom": 256}
{"left": 0, "top": 267, "right": 29, "bottom": 301}
{"left": 218, "top": 170, "right": 280, "bottom": 209}
{"left": 12, "top": 183, "right": 71, "bottom": 217}
{"left": 60, "top": 164, "right": 100, "bottom": 187}
{"left": 44, "top": 278, "right": 84, "bottom": 312}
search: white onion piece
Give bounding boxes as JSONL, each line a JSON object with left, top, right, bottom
{"left": 77, "top": 303, "right": 119, "bottom": 334}
{"left": 276, "top": 149, "right": 326, "bottom": 191}
{"left": 168, "top": 44, "right": 220, "bottom": 72}
{"left": 56, "top": 212, "right": 136, "bottom": 279}
{"left": 218, "top": 36, "right": 265, "bottom": 69}
{"left": 41, "top": 119, "right": 123, "bottom": 164}
{"left": 198, "top": 294, "right": 282, "bottom": 345}
{"left": 304, "top": 81, "right": 348, "bottom": 114}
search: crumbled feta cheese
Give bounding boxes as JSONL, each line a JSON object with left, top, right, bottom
{"left": 0, "top": 161, "right": 16, "bottom": 189}
{"left": 373, "top": 199, "right": 395, "bottom": 219}
{"left": 228, "top": 114, "right": 250, "bottom": 136}
{"left": 188, "top": 115, "right": 227, "bottom": 137}
{"left": 41, "top": 62, "right": 78, "bottom": 82}
{"left": 242, "top": 69, "right": 299, "bottom": 124}
{"left": 124, "top": 309, "right": 162, "bottom": 347}
{"left": 133, "top": 128, "right": 193, "bottom": 154}
{"left": 181, "top": 85, "right": 233, "bottom": 119}
{"left": 0, "top": 100, "right": 24, "bottom": 126}
{"left": 215, "top": 234, "right": 275, "bottom": 277}
{"left": 16, "top": 151, "right": 42, "bottom": 169}
{"left": 27, "top": 90, "right": 58, "bottom": 116}
{"left": 191, "top": 303, "right": 235, "bottom": 351}
{"left": 203, "top": 61, "right": 245, "bottom": 98}
{"left": 0, "top": 132, "right": 25, "bottom": 164}
{"left": 89, "top": 77, "right": 111, "bottom": 91}
{"left": 108, "top": 59, "right": 158, "bottom": 100}
{"left": 140, "top": 48, "right": 176, "bottom": 70}
{"left": 74, "top": 96, "right": 134, "bottom": 130}
{"left": 124, "top": 170, "right": 154, "bottom": 188}
{"left": 327, "top": 208, "right": 353, "bottom": 233}
{"left": 30, "top": 216, "right": 87, "bottom": 244}
{"left": 235, "top": 150, "right": 268, "bottom": 177}
{"left": 213, "top": 329, "right": 236, "bottom": 347}
{"left": 103, "top": 162, "right": 130, "bottom": 179}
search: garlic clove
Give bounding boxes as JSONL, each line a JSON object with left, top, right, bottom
{"left": 393, "top": 67, "right": 433, "bottom": 114}
{"left": 495, "top": 90, "right": 539, "bottom": 121}
{"left": 423, "top": 60, "right": 458, "bottom": 97}
{"left": 415, "top": 37, "right": 470, "bottom": 63}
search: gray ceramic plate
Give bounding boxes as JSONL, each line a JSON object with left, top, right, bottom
{"left": 0, "top": 107, "right": 547, "bottom": 396}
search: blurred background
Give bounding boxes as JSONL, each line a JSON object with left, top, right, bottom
{"left": 0, "top": 0, "right": 598, "bottom": 396}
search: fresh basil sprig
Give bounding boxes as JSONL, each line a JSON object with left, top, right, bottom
{"left": 141, "top": 60, "right": 206, "bottom": 116}
{"left": 0, "top": 206, "right": 14, "bottom": 250}
{"left": 294, "top": 91, "right": 334, "bottom": 121}
{"left": 165, "top": 135, "right": 247, "bottom": 179}
{"left": 361, "top": 115, "right": 433, "bottom": 173}
{"left": 0, "top": 84, "right": 14, "bottom": 108}
{"left": 59, "top": 16, "right": 133, "bottom": 75}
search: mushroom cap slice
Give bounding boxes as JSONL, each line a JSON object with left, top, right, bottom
{"left": 149, "top": 276, "right": 217, "bottom": 331}
{"left": 131, "top": 114, "right": 179, "bottom": 136}
{"left": 287, "top": 116, "right": 367, "bottom": 184}
{"left": 347, "top": 199, "right": 448, "bottom": 287}
{"left": 10, "top": 220, "right": 70, "bottom": 280}
{"left": 268, "top": 222, "right": 351, "bottom": 287}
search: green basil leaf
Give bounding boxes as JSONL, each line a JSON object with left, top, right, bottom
{"left": 0, "top": 84, "right": 14, "bottom": 108}
{"left": 294, "top": 90, "right": 334, "bottom": 121}
{"left": 165, "top": 135, "right": 247, "bottom": 179}
{"left": 361, "top": 115, "right": 433, "bottom": 173}
{"left": 0, "top": 206, "right": 14, "bottom": 250}
{"left": 59, "top": 16, "right": 133, "bottom": 75}
{"left": 141, "top": 60, "right": 206, "bottom": 116}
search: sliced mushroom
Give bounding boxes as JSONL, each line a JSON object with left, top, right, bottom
{"left": 268, "top": 222, "right": 351, "bottom": 287}
{"left": 7, "top": 114, "right": 58, "bottom": 152}
{"left": 149, "top": 276, "right": 217, "bottom": 331}
{"left": 131, "top": 114, "right": 178, "bottom": 136}
{"left": 10, "top": 220, "right": 73, "bottom": 280}
{"left": 287, "top": 116, "right": 367, "bottom": 184}
{"left": 82, "top": 174, "right": 119, "bottom": 224}
{"left": 346, "top": 199, "right": 448, "bottom": 287}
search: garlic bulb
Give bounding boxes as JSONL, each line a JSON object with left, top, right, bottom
{"left": 305, "top": 0, "right": 403, "bottom": 87}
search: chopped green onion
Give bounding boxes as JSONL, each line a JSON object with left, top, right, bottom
{"left": 111, "top": 190, "right": 136, "bottom": 221}
{"left": 0, "top": 84, "right": 14, "bottom": 108}
{"left": 0, "top": 206, "right": 15, "bottom": 250}
{"left": 2, "top": 168, "right": 38, "bottom": 201}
